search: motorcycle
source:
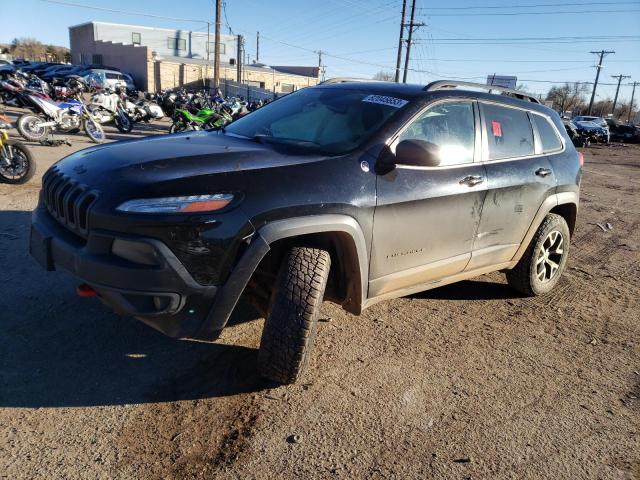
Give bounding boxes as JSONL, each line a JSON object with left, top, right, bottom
{"left": 87, "top": 87, "right": 133, "bottom": 133}
{"left": 0, "top": 114, "right": 35, "bottom": 184}
{"left": 17, "top": 79, "right": 105, "bottom": 143}
{"left": 169, "top": 104, "right": 232, "bottom": 133}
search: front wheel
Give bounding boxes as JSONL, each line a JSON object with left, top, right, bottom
{"left": 169, "top": 121, "right": 195, "bottom": 134}
{"left": 114, "top": 110, "right": 133, "bottom": 133}
{"left": 17, "top": 113, "right": 49, "bottom": 142}
{"left": 83, "top": 117, "right": 105, "bottom": 143}
{"left": 0, "top": 140, "right": 35, "bottom": 184}
{"left": 506, "top": 213, "right": 570, "bottom": 296}
{"left": 257, "top": 247, "right": 331, "bottom": 384}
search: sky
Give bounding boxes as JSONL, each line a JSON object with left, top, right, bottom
{"left": 2, "top": 0, "right": 640, "bottom": 101}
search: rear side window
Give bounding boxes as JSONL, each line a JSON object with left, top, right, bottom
{"left": 482, "top": 103, "right": 534, "bottom": 160}
{"left": 531, "top": 114, "right": 562, "bottom": 152}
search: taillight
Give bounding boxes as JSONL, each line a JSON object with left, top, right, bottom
{"left": 578, "top": 152, "right": 584, "bottom": 166}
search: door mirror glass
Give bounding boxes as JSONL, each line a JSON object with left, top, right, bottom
{"left": 395, "top": 139, "right": 441, "bottom": 167}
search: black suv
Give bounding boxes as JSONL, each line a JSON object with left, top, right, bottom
{"left": 30, "top": 80, "right": 582, "bottom": 384}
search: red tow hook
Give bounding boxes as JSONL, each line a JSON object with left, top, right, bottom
{"left": 76, "top": 283, "right": 97, "bottom": 297}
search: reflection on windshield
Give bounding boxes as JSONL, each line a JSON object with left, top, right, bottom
{"left": 225, "top": 88, "right": 409, "bottom": 154}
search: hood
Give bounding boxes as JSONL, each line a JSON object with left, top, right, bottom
{"left": 53, "top": 131, "right": 327, "bottom": 193}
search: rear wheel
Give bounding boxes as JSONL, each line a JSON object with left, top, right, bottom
{"left": 17, "top": 113, "right": 49, "bottom": 142}
{"left": 0, "top": 140, "right": 35, "bottom": 184}
{"left": 257, "top": 247, "right": 331, "bottom": 384}
{"left": 506, "top": 213, "right": 570, "bottom": 296}
{"left": 114, "top": 110, "right": 133, "bottom": 133}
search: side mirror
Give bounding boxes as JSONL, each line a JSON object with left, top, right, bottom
{"left": 395, "top": 139, "right": 441, "bottom": 167}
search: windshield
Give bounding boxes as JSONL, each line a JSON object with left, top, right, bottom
{"left": 224, "top": 87, "right": 410, "bottom": 154}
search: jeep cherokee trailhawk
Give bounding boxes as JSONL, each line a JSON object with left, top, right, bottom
{"left": 30, "top": 79, "right": 582, "bottom": 384}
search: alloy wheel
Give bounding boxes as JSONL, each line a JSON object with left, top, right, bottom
{"left": 535, "top": 230, "right": 564, "bottom": 282}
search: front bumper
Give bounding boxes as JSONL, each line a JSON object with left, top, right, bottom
{"left": 30, "top": 206, "right": 218, "bottom": 338}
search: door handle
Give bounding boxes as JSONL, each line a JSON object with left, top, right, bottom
{"left": 535, "top": 168, "right": 553, "bottom": 177}
{"left": 459, "top": 175, "right": 484, "bottom": 187}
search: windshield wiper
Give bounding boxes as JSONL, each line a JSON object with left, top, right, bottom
{"left": 252, "top": 134, "right": 321, "bottom": 149}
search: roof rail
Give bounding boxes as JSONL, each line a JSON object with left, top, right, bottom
{"left": 319, "top": 77, "right": 383, "bottom": 85}
{"left": 424, "top": 80, "right": 540, "bottom": 104}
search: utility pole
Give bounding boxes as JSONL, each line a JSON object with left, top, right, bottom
{"left": 213, "top": 0, "right": 221, "bottom": 89}
{"left": 587, "top": 50, "right": 615, "bottom": 115}
{"left": 315, "top": 50, "right": 325, "bottom": 81}
{"left": 394, "top": 0, "right": 407, "bottom": 83}
{"left": 256, "top": 31, "right": 260, "bottom": 63}
{"left": 236, "top": 34, "right": 243, "bottom": 83}
{"left": 611, "top": 74, "right": 630, "bottom": 116}
{"left": 628, "top": 81, "right": 638, "bottom": 123}
{"left": 402, "top": 0, "right": 425, "bottom": 83}
{"left": 205, "top": 21, "right": 210, "bottom": 90}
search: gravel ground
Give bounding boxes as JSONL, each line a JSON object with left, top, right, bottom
{"left": 0, "top": 108, "right": 639, "bottom": 479}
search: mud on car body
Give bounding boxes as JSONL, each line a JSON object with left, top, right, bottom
{"left": 30, "top": 79, "right": 582, "bottom": 384}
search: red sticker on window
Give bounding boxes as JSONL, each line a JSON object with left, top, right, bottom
{"left": 492, "top": 120, "right": 502, "bottom": 137}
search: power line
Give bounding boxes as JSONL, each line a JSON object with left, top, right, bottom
{"left": 418, "top": 8, "right": 640, "bottom": 16}
{"left": 417, "top": 1, "right": 640, "bottom": 9}
{"left": 39, "top": 0, "right": 208, "bottom": 24}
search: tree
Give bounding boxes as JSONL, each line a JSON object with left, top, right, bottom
{"left": 10, "top": 38, "right": 46, "bottom": 61}
{"left": 545, "top": 82, "right": 589, "bottom": 113}
{"left": 373, "top": 71, "right": 395, "bottom": 82}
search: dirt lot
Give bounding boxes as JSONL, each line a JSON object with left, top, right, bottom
{"left": 0, "top": 108, "right": 638, "bottom": 480}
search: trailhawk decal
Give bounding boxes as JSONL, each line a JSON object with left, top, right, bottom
{"left": 362, "top": 95, "right": 408, "bottom": 108}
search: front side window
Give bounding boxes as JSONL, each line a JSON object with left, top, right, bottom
{"left": 482, "top": 103, "right": 534, "bottom": 160}
{"left": 532, "top": 114, "right": 562, "bottom": 152}
{"left": 225, "top": 88, "right": 410, "bottom": 155}
{"left": 398, "top": 101, "right": 475, "bottom": 166}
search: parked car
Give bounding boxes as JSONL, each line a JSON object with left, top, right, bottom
{"left": 574, "top": 120, "right": 609, "bottom": 144}
{"left": 573, "top": 115, "right": 610, "bottom": 142}
{"left": 30, "top": 79, "right": 582, "bottom": 384}
{"left": 608, "top": 122, "right": 640, "bottom": 143}
{"left": 83, "top": 69, "right": 128, "bottom": 91}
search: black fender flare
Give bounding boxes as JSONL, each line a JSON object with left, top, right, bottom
{"left": 196, "top": 214, "right": 369, "bottom": 339}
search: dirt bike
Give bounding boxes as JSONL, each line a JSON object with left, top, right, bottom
{"left": 87, "top": 88, "right": 133, "bottom": 133}
{"left": 0, "top": 114, "right": 35, "bottom": 184}
{"left": 17, "top": 92, "right": 105, "bottom": 143}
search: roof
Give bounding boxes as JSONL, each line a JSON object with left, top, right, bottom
{"left": 270, "top": 66, "right": 320, "bottom": 78}
{"left": 69, "top": 21, "right": 235, "bottom": 41}
{"left": 158, "top": 55, "right": 318, "bottom": 77}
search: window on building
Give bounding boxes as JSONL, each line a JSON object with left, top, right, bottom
{"left": 132, "top": 32, "right": 141, "bottom": 45}
{"left": 531, "top": 113, "right": 563, "bottom": 153}
{"left": 481, "top": 103, "right": 535, "bottom": 160}
{"left": 399, "top": 101, "right": 475, "bottom": 166}
{"left": 167, "top": 37, "right": 187, "bottom": 51}
{"left": 281, "top": 83, "right": 295, "bottom": 93}
{"left": 92, "top": 54, "right": 103, "bottom": 66}
{"left": 208, "top": 42, "right": 226, "bottom": 55}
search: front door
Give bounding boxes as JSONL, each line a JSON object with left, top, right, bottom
{"left": 370, "top": 100, "right": 487, "bottom": 298}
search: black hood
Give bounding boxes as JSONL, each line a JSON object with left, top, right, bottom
{"left": 53, "top": 131, "right": 327, "bottom": 192}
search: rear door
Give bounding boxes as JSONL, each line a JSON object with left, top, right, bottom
{"left": 370, "top": 99, "right": 487, "bottom": 298}
{"left": 468, "top": 102, "right": 558, "bottom": 270}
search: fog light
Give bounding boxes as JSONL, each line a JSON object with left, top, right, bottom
{"left": 112, "top": 239, "right": 159, "bottom": 266}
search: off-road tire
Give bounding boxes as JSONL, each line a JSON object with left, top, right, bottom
{"left": 0, "top": 140, "right": 35, "bottom": 184}
{"left": 17, "top": 113, "right": 49, "bottom": 142}
{"left": 506, "top": 213, "right": 570, "bottom": 296}
{"left": 257, "top": 247, "right": 331, "bottom": 384}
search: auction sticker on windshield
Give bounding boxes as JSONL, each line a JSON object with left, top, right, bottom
{"left": 362, "top": 95, "right": 408, "bottom": 108}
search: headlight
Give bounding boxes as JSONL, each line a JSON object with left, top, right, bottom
{"left": 116, "top": 194, "right": 233, "bottom": 213}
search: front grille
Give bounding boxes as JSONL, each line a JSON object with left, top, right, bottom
{"left": 41, "top": 167, "right": 98, "bottom": 238}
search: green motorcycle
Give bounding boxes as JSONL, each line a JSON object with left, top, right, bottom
{"left": 169, "top": 106, "right": 232, "bottom": 133}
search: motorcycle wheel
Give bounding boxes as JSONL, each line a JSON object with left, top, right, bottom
{"left": 169, "top": 122, "right": 195, "bottom": 134}
{"left": 17, "top": 113, "right": 50, "bottom": 142}
{"left": 115, "top": 111, "right": 133, "bottom": 133}
{"left": 0, "top": 140, "right": 35, "bottom": 184}
{"left": 83, "top": 117, "right": 106, "bottom": 144}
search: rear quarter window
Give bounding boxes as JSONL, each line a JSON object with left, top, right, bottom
{"left": 481, "top": 103, "right": 534, "bottom": 160}
{"left": 531, "top": 114, "right": 563, "bottom": 152}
